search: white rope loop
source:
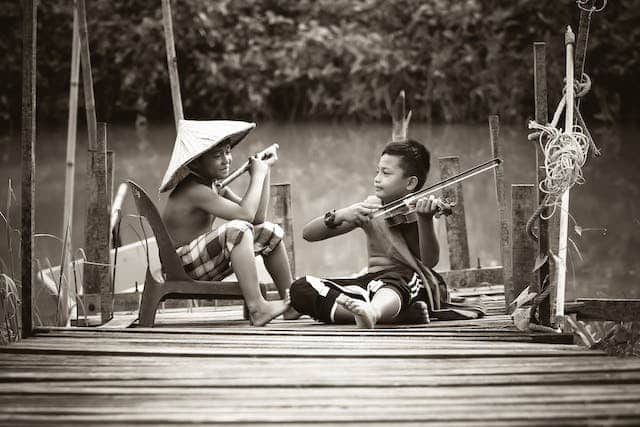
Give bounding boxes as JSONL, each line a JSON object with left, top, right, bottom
{"left": 528, "top": 121, "right": 591, "bottom": 219}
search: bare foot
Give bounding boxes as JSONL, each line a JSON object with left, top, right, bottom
{"left": 336, "top": 295, "right": 378, "bottom": 329}
{"left": 396, "top": 301, "right": 430, "bottom": 324}
{"left": 282, "top": 306, "right": 303, "bottom": 320}
{"left": 250, "top": 300, "right": 289, "bottom": 327}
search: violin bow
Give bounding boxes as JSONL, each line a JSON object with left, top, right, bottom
{"left": 216, "top": 143, "right": 279, "bottom": 189}
{"left": 372, "top": 157, "right": 502, "bottom": 219}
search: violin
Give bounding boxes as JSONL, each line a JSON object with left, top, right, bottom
{"left": 370, "top": 158, "right": 501, "bottom": 226}
{"left": 383, "top": 198, "right": 456, "bottom": 227}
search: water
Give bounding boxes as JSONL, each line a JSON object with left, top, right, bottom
{"left": 1, "top": 121, "right": 638, "bottom": 300}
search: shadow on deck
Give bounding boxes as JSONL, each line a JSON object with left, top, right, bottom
{"left": 2, "top": 286, "right": 640, "bottom": 425}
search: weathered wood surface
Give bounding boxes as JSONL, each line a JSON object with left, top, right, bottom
{"left": 439, "top": 156, "right": 470, "bottom": 270}
{"left": 572, "top": 299, "right": 640, "bottom": 322}
{"left": 509, "top": 185, "right": 537, "bottom": 308}
{"left": 489, "top": 115, "right": 511, "bottom": 310}
{"left": 3, "top": 285, "right": 640, "bottom": 425}
{"left": 268, "top": 183, "right": 295, "bottom": 276}
{"left": 21, "top": 0, "right": 37, "bottom": 338}
{"left": 533, "top": 42, "right": 552, "bottom": 326}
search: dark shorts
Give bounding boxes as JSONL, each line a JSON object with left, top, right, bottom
{"left": 290, "top": 268, "right": 424, "bottom": 323}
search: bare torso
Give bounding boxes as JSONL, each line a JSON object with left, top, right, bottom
{"left": 366, "top": 221, "right": 420, "bottom": 273}
{"left": 162, "top": 175, "right": 218, "bottom": 248}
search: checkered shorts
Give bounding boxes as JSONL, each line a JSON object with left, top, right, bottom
{"left": 176, "top": 220, "right": 284, "bottom": 281}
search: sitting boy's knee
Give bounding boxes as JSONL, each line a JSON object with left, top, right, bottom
{"left": 227, "top": 219, "right": 254, "bottom": 232}
{"left": 255, "top": 221, "right": 284, "bottom": 239}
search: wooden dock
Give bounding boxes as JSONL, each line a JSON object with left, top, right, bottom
{"left": 2, "top": 288, "right": 640, "bottom": 426}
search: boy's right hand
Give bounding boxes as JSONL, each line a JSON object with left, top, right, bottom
{"left": 339, "top": 197, "right": 382, "bottom": 226}
{"left": 248, "top": 155, "right": 269, "bottom": 177}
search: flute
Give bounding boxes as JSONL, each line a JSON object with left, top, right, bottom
{"left": 215, "top": 143, "right": 279, "bottom": 188}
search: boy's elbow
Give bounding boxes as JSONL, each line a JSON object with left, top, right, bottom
{"left": 237, "top": 209, "right": 255, "bottom": 223}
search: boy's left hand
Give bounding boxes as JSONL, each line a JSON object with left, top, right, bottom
{"left": 261, "top": 145, "right": 279, "bottom": 167}
{"left": 415, "top": 195, "right": 450, "bottom": 219}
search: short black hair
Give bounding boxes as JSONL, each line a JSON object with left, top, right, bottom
{"left": 381, "top": 139, "right": 430, "bottom": 190}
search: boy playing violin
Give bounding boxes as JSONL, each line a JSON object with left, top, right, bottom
{"left": 159, "top": 120, "right": 299, "bottom": 326}
{"left": 290, "top": 139, "right": 476, "bottom": 328}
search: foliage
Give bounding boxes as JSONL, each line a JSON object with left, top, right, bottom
{"left": 2, "top": 0, "right": 640, "bottom": 125}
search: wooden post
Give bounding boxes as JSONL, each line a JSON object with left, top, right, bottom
{"left": 510, "top": 185, "right": 537, "bottom": 307}
{"left": 21, "top": 0, "right": 37, "bottom": 339}
{"left": 439, "top": 156, "right": 470, "bottom": 270}
{"left": 268, "top": 184, "right": 295, "bottom": 276}
{"left": 83, "top": 123, "right": 112, "bottom": 324}
{"left": 533, "top": 42, "right": 551, "bottom": 326}
{"left": 62, "top": 4, "right": 80, "bottom": 261}
{"left": 556, "top": 27, "right": 576, "bottom": 322}
{"left": 161, "top": 0, "right": 184, "bottom": 128}
{"left": 391, "top": 90, "right": 411, "bottom": 143}
{"left": 489, "top": 115, "right": 512, "bottom": 310}
{"left": 76, "top": 0, "right": 97, "bottom": 151}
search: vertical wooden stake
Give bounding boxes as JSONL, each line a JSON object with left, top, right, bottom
{"left": 76, "top": 0, "right": 97, "bottom": 150}
{"left": 83, "top": 123, "right": 111, "bottom": 324}
{"left": 62, "top": 4, "right": 80, "bottom": 262}
{"left": 533, "top": 42, "right": 551, "bottom": 326}
{"left": 391, "top": 90, "right": 411, "bottom": 143}
{"left": 268, "top": 184, "right": 295, "bottom": 276}
{"left": 439, "top": 156, "right": 470, "bottom": 270}
{"left": 556, "top": 27, "right": 576, "bottom": 321}
{"left": 488, "top": 115, "right": 512, "bottom": 310}
{"left": 161, "top": 0, "right": 184, "bottom": 128}
{"left": 21, "top": 0, "right": 37, "bottom": 339}
{"left": 510, "top": 185, "right": 537, "bottom": 307}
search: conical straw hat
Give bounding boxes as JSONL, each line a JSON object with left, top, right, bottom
{"left": 159, "top": 119, "right": 256, "bottom": 193}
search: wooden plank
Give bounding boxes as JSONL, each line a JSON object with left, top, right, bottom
{"left": 268, "top": 183, "right": 295, "bottom": 275}
{"left": 439, "top": 156, "right": 470, "bottom": 269}
{"left": 83, "top": 123, "right": 111, "bottom": 323}
{"left": 439, "top": 266, "right": 503, "bottom": 288}
{"left": 20, "top": 0, "right": 37, "bottom": 338}
{"left": 533, "top": 42, "right": 552, "bottom": 326}
{"left": 488, "top": 115, "right": 511, "bottom": 311}
{"left": 509, "top": 185, "right": 536, "bottom": 308}
{"left": 573, "top": 298, "right": 640, "bottom": 322}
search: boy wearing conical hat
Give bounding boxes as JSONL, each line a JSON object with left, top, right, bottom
{"left": 159, "top": 120, "right": 298, "bottom": 326}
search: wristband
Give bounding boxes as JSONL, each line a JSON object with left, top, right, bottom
{"left": 324, "top": 209, "right": 339, "bottom": 229}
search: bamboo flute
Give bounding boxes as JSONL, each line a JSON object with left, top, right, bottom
{"left": 216, "top": 144, "right": 279, "bottom": 189}
{"left": 556, "top": 26, "right": 576, "bottom": 321}
{"left": 161, "top": 0, "right": 184, "bottom": 128}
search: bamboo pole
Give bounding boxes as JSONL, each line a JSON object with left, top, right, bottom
{"left": 62, "top": 4, "right": 80, "bottom": 291}
{"left": 76, "top": 0, "right": 97, "bottom": 150}
{"left": 556, "top": 26, "right": 576, "bottom": 321}
{"left": 488, "top": 115, "right": 512, "bottom": 309}
{"left": 21, "top": 0, "right": 37, "bottom": 339}
{"left": 533, "top": 42, "right": 551, "bottom": 326}
{"left": 161, "top": 0, "right": 184, "bottom": 128}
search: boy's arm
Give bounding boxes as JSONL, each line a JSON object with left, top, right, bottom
{"left": 302, "top": 199, "right": 381, "bottom": 241}
{"left": 193, "top": 159, "right": 268, "bottom": 222}
{"left": 252, "top": 168, "right": 270, "bottom": 224}
{"left": 416, "top": 195, "right": 441, "bottom": 268}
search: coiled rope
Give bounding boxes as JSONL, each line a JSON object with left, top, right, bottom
{"left": 526, "top": 73, "right": 600, "bottom": 241}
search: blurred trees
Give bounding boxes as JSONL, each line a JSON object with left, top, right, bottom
{"left": 2, "top": 0, "right": 639, "bottom": 125}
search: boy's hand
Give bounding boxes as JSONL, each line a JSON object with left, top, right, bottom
{"left": 339, "top": 196, "right": 382, "bottom": 226}
{"left": 248, "top": 155, "right": 269, "bottom": 176}
{"left": 415, "top": 195, "right": 450, "bottom": 219}
{"left": 261, "top": 145, "right": 279, "bottom": 167}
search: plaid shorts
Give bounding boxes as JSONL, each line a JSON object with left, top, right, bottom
{"left": 176, "top": 220, "right": 284, "bottom": 281}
